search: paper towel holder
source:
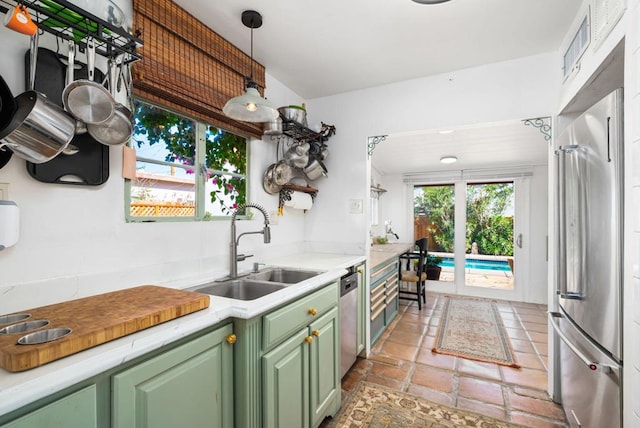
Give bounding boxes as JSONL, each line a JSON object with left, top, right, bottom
{"left": 278, "top": 184, "right": 318, "bottom": 215}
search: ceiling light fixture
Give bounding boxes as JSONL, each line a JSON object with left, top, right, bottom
{"left": 223, "top": 10, "right": 278, "bottom": 123}
{"left": 411, "top": 0, "right": 452, "bottom": 4}
{"left": 440, "top": 156, "right": 457, "bottom": 164}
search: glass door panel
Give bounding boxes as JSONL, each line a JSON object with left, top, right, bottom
{"left": 413, "top": 184, "right": 455, "bottom": 283}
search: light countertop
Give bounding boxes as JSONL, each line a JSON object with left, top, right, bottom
{"left": 369, "top": 243, "right": 413, "bottom": 270}
{"left": 0, "top": 252, "right": 365, "bottom": 417}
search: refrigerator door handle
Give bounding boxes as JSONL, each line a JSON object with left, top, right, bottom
{"left": 555, "top": 149, "right": 567, "bottom": 296}
{"left": 548, "top": 312, "right": 613, "bottom": 374}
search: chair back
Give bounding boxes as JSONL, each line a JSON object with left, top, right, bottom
{"left": 414, "top": 237, "right": 428, "bottom": 275}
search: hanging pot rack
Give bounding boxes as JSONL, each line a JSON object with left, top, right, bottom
{"left": 0, "top": 0, "right": 142, "bottom": 61}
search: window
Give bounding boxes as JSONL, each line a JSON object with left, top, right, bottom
{"left": 126, "top": 100, "right": 248, "bottom": 221}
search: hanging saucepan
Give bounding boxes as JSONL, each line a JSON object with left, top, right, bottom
{"left": 0, "top": 33, "right": 77, "bottom": 164}
{"left": 273, "top": 160, "right": 292, "bottom": 186}
{"left": 303, "top": 158, "right": 328, "bottom": 181}
{"left": 86, "top": 57, "right": 133, "bottom": 146}
{"left": 62, "top": 36, "right": 114, "bottom": 125}
{"left": 263, "top": 163, "right": 281, "bottom": 194}
{"left": 283, "top": 142, "right": 309, "bottom": 168}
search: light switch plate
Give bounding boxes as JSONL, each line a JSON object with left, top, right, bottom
{"left": 349, "top": 199, "right": 363, "bottom": 214}
{"left": 0, "top": 183, "right": 8, "bottom": 200}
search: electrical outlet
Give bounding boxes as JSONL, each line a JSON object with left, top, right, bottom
{"left": 349, "top": 199, "right": 363, "bottom": 214}
{"left": 0, "top": 183, "right": 8, "bottom": 200}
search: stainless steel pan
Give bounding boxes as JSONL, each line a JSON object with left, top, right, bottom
{"left": 87, "top": 57, "right": 133, "bottom": 146}
{"left": 62, "top": 37, "right": 114, "bottom": 125}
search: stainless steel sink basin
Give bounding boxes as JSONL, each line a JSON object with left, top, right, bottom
{"left": 189, "top": 279, "right": 287, "bottom": 300}
{"left": 247, "top": 268, "right": 323, "bottom": 284}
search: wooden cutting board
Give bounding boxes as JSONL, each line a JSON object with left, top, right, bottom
{"left": 0, "top": 285, "right": 210, "bottom": 372}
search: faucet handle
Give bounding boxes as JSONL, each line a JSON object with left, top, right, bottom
{"left": 236, "top": 253, "right": 254, "bottom": 262}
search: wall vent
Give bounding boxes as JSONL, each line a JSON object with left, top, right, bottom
{"left": 563, "top": 12, "right": 590, "bottom": 79}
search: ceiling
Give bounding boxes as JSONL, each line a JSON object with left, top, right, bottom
{"left": 371, "top": 119, "right": 551, "bottom": 175}
{"left": 173, "top": 0, "right": 581, "bottom": 174}
{"left": 174, "top": 0, "right": 582, "bottom": 100}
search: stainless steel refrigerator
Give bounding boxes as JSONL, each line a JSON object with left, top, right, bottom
{"left": 550, "top": 88, "right": 623, "bottom": 428}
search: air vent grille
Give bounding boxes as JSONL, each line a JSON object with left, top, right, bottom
{"left": 563, "top": 14, "right": 590, "bottom": 79}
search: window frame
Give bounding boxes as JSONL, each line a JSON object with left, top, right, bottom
{"left": 125, "top": 97, "right": 251, "bottom": 223}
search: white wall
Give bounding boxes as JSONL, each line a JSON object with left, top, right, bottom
{"left": 624, "top": 1, "right": 640, "bottom": 427}
{"left": 0, "top": 22, "right": 308, "bottom": 313}
{"left": 305, "top": 53, "right": 560, "bottom": 254}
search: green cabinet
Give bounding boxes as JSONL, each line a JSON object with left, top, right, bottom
{"left": 0, "top": 385, "right": 97, "bottom": 428}
{"left": 112, "top": 324, "right": 234, "bottom": 428}
{"left": 263, "top": 328, "right": 310, "bottom": 428}
{"left": 235, "top": 281, "right": 341, "bottom": 428}
{"left": 262, "top": 307, "right": 339, "bottom": 428}
{"left": 370, "top": 258, "right": 399, "bottom": 344}
{"left": 355, "top": 262, "right": 367, "bottom": 356}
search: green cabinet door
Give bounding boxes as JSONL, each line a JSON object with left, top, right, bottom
{"left": 112, "top": 324, "right": 234, "bottom": 428}
{"left": 262, "top": 328, "right": 310, "bottom": 428}
{"left": 309, "top": 307, "right": 340, "bottom": 428}
{"left": 355, "top": 262, "right": 366, "bottom": 355}
{"left": 1, "top": 385, "right": 97, "bottom": 428}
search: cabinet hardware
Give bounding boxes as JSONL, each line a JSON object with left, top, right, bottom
{"left": 312, "top": 330, "right": 320, "bottom": 337}
{"left": 226, "top": 334, "right": 237, "bottom": 344}
{"left": 357, "top": 268, "right": 363, "bottom": 274}
{"left": 308, "top": 308, "right": 317, "bottom": 316}
{"left": 305, "top": 336, "right": 313, "bottom": 344}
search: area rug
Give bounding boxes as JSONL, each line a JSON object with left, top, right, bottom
{"left": 326, "top": 382, "right": 522, "bottom": 427}
{"left": 432, "top": 297, "right": 520, "bottom": 368}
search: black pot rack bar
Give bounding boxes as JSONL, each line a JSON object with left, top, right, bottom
{"left": 281, "top": 118, "right": 336, "bottom": 144}
{"left": 0, "top": 0, "right": 142, "bottom": 61}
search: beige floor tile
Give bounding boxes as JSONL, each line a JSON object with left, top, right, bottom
{"left": 456, "top": 358, "right": 502, "bottom": 381}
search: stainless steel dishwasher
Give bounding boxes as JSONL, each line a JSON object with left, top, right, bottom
{"left": 340, "top": 269, "right": 359, "bottom": 378}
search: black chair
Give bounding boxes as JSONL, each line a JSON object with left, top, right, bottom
{"left": 398, "top": 238, "right": 428, "bottom": 310}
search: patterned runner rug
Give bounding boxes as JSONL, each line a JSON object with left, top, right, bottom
{"left": 432, "top": 297, "right": 520, "bottom": 368}
{"left": 325, "top": 382, "right": 523, "bottom": 427}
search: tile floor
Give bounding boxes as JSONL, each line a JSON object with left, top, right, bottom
{"left": 330, "top": 292, "right": 568, "bottom": 427}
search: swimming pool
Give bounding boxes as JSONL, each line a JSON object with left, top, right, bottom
{"left": 438, "top": 257, "right": 511, "bottom": 272}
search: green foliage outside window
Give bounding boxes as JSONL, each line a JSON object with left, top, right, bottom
{"left": 414, "top": 183, "right": 514, "bottom": 256}
{"left": 133, "top": 101, "right": 247, "bottom": 216}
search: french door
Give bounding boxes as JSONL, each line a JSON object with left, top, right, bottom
{"left": 412, "top": 178, "right": 529, "bottom": 301}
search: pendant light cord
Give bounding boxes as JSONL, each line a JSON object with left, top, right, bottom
{"left": 249, "top": 21, "right": 254, "bottom": 82}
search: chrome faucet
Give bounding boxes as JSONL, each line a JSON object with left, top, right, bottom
{"left": 229, "top": 203, "right": 271, "bottom": 278}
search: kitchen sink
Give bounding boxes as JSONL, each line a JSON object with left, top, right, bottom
{"left": 247, "top": 268, "right": 323, "bottom": 284}
{"left": 188, "top": 279, "right": 287, "bottom": 301}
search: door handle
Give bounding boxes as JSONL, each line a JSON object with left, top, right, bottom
{"left": 548, "top": 312, "right": 613, "bottom": 374}
{"left": 516, "top": 234, "right": 523, "bottom": 248}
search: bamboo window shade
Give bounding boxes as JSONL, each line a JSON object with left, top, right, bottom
{"left": 132, "top": 0, "right": 267, "bottom": 139}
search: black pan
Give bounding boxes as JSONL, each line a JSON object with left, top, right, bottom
{"left": 0, "top": 74, "right": 17, "bottom": 133}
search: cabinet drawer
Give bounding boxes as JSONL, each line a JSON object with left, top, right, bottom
{"left": 263, "top": 282, "right": 338, "bottom": 350}
{"left": 371, "top": 260, "right": 398, "bottom": 286}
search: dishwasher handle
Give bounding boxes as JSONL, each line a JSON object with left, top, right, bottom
{"left": 548, "top": 312, "right": 613, "bottom": 374}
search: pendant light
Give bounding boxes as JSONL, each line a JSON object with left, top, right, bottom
{"left": 223, "top": 10, "right": 278, "bottom": 123}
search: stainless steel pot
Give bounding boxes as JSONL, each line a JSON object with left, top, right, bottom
{"left": 0, "top": 34, "right": 77, "bottom": 164}
{"left": 284, "top": 142, "right": 309, "bottom": 168}
{"left": 263, "top": 117, "right": 282, "bottom": 136}
{"left": 273, "top": 160, "right": 292, "bottom": 185}
{"left": 303, "top": 158, "right": 327, "bottom": 181}
{"left": 0, "top": 91, "right": 77, "bottom": 163}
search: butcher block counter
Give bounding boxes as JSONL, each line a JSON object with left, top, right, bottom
{"left": 0, "top": 252, "right": 364, "bottom": 418}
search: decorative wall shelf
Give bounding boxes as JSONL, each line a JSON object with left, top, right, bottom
{"left": 0, "top": 0, "right": 143, "bottom": 60}
{"left": 370, "top": 185, "right": 387, "bottom": 199}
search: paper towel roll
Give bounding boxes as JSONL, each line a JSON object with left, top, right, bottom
{"left": 284, "top": 191, "right": 313, "bottom": 210}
